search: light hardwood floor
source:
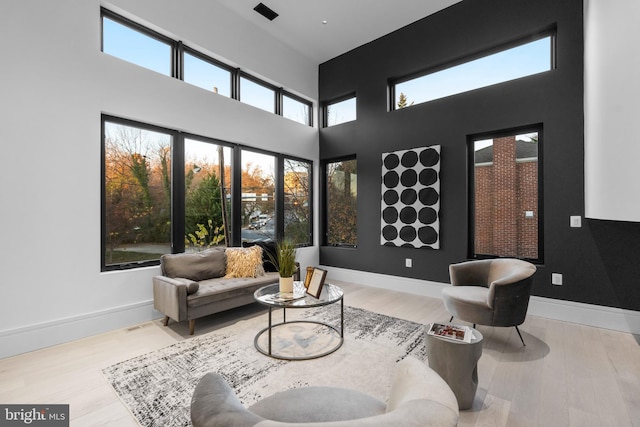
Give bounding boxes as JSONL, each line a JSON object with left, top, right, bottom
{"left": 1, "top": 281, "right": 639, "bottom": 426}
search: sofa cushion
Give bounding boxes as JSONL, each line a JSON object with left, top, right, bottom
{"left": 249, "top": 386, "right": 385, "bottom": 423}
{"left": 187, "top": 273, "right": 280, "bottom": 308}
{"left": 161, "top": 248, "right": 226, "bottom": 281}
{"left": 224, "top": 246, "right": 265, "bottom": 278}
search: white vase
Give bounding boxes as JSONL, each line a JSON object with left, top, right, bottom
{"left": 279, "top": 276, "right": 294, "bottom": 293}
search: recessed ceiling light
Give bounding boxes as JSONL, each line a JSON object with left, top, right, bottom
{"left": 254, "top": 3, "right": 278, "bottom": 21}
{"left": 322, "top": 20, "right": 328, "bottom": 25}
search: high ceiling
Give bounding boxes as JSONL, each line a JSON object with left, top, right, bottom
{"left": 216, "top": 0, "right": 462, "bottom": 64}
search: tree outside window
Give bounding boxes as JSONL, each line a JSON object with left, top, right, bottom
{"left": 103, "top": 121, "right": 172, "bottom": 266}
{"left": 326, "top": 158, "right": 357, "bottom": 246}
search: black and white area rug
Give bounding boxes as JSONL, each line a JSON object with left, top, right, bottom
{"left": 102, "top": 306, "right": 427, "bottom": 427}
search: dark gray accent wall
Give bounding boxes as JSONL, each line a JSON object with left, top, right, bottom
{"left": 318, "top": 0, "right": 640, "bottom": 312}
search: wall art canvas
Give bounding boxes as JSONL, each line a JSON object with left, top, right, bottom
{"left": 381, "top": 145, "right": 440, "bottom": 249}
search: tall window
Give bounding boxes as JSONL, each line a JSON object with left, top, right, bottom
{"left": 101, "top": 13, "right": 173, "bottom": 76}
{"left": 102, "top": 119, "right": 173, "bottom": 268}
{"left": 325, "top": 96, "right": 357, "bottom": 127}
{"left": 284, "top": 159, "right": 312, "bottom": 245}
{"left": 184, "top": 139, "right": 232, "bottom": 251}
{"left": 393, "top": 34, "right": 554, "bottom": 109}
{"left": 325, "top": 158, "right": 357, "bottom": 246}
{"left": 241, "top": 150, "right": 276, "bottom": 242}
{"left": 470, "top": 127, "right": 542, "bottom": 262}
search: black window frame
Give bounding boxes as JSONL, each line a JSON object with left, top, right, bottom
{"left": 281, "top": 90, "right": 313, "bottom": 127}
{"left": 467, "top": 124, "right": 544, "bottom": 264}
{"left": 322, "top": 156, "right": 358, "bottom": 247}
{"left": 322, "top": 93, "right": 357, "bottom": 128}
{"left": 282, "top": 155, "right": 314, "bottom": 246}
{"left": 101, "top": 115, "right": 178, "bottom": 271}
{"left": 101, "top": 8, "right": 178, "bottom": 78}
{"left": 100, "top": 7, "right": 314, "bottom": 126}
{"left": 238, "top": 72, "right": 279, "bottom": 114}
{"left": 181, "top": 45, "right": 236, "bottom": 97}
{"left": 389, "top": 29, "right": 557, "bottom": 111}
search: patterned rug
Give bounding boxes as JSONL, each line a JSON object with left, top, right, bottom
{"left": 102, "top": 305, "right": 427, "bottom": 427}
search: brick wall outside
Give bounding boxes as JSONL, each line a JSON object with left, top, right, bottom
{"left": 474, "top": 136, "right": 538, "bottom": 258}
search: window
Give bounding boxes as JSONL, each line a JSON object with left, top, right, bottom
{"left": 325, "top": 158, "right": 357, "bottom": 246}
{"left": 183, "top": 50, "right": 232, "bottom": 97}
{"left": 470, "top": 127, "right": 542, "bottom": 262}
{"left": 240, "top": 76, "right": 276, "bottom": 113}
{"left": 102, "top": 116, "right": 313, "bottom": 270}
{"left": 101, "top": 8, "right": 314, "bottom": 125}
{"left": 284, "top": 158, "right": 312, "bottom": 245}
{"left": 283, "top": 93, "right": 312, "bottom": 126}
{"left": 184, "top": 139, "right": 232, "bottom": 250}
{"left": 102, "top": 118, "right": 173, "bottom": 268}
{"left": 325, "top": 96, "right": 356, "bottom": 127}
{"left": 393, "top": 34, "right": 554, "bottom": 109}
{"left": 101, "top": 12, "right": 173, "bottom": 76}
{"left": 241, "top": 150, "right": 276, "bottom": 242}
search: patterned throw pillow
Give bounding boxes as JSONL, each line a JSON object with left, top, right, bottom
{"left": 224, "top": 245, "right": 265, "bottom": 278}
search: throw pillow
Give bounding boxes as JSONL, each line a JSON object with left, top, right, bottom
{"left": 161, "top": 248, "right": 226, "bottom": 281}
{"left": 242, "top": 241, "right": 279, "bottom": 272}
{"left": 224, "top": 245, "right": 265, "bottom": 278}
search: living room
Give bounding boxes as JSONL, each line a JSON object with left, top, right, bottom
{"left": 1, "top": 0, "right": 639, "bottom": 426}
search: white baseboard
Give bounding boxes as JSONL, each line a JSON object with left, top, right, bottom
{"left": 322, "top": 266, "right": 640, "bottom": 335}
{"left": 0, "top": 300, "right": 162, "bottom": 359}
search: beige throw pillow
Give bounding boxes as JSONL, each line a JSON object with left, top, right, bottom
{"left": 224, "top": 245, "right": 265, "bottom": 278}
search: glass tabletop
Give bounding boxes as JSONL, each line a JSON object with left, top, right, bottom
{"left": 254, "top": 281, "right": 343, "bottom": 308}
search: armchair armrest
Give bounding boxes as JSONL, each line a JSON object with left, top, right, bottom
{"left": 152, "top": 276, "right": 189, "bottom": 322}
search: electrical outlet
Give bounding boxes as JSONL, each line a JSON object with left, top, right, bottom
{"left": 405, "top": 258, "right": 412, "bottom": 268}
{"left": 552, "top": 273, "right": 563, "bottom": 286}
{"left": 570, "top": 216, "right": 582, "bottom": 227}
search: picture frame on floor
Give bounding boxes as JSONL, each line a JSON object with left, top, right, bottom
{"left": 306, "top": 267, "right": 327, "bottom": 298}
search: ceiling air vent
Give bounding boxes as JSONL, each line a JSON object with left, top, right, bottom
{"left": 254, "top": 3, "right": 278, "bottom": 21}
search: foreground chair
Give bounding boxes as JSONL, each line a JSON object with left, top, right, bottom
{"left": 442, "top": 258, "right": 536, "bottom": 346}
{"left": 190, "top": 356, "right": 459, "bottom": 426}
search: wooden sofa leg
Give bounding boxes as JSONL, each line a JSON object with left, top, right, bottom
{"left": 189, "top": 319, "right": 195, "bottom": 335}
{"left": 163, "top": 316, "right": 170, "bottom": 327}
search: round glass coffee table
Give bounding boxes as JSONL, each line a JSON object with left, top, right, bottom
{"left": 253, "top": 281, "right": 344, "bottom": 360}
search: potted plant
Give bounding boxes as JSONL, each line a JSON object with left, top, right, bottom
{"left": 266, "top": 240, "right": 297, "bottom": 293}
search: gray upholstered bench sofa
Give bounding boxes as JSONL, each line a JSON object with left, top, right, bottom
{"left": 191, "top": 356, "right": 459, "bottom": 426}
{"left": 153, "top": 245, "right": 297, "bottom": 335}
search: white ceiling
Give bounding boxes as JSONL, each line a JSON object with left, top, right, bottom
{"left": 216, "top": 0, "right": 462, "bottom": 64}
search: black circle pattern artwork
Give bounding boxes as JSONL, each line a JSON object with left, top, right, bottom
{"left": 381, "top": 145, "right": 440, "bottom": 248}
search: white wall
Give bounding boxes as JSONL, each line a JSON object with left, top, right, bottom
{"left": 0, "top": 0, "right": 318, "bottom": 358}
{"left": 584, "top": 0, "right": 640, "bottom": 222}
